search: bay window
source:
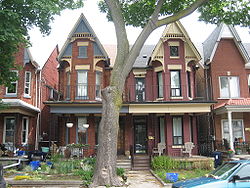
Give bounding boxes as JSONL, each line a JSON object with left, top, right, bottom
{"left": 170, "top": 70, "right": 181, "bottom": 97}
{"left": 219, "top": 76, "right": 240, "bottom": 98}
{"left": 76, "top": 71, "right": 88, "bottom": 99}
{"left": 3, "top": 117, "right": 15, "bottom": 145}
{"left": 157, "top": 71, "right": 163, "bottom": 98}
{"left": 22, "top": 117, "right": 29, "bottom": 144}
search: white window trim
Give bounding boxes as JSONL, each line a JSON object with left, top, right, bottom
{"left": 22, "top": 117, "right": 29, "bottom": 144}
{"left": 3, "top": 116, "right": 15, "bottom": 144}
{"left": 24, "top": 71, "right": 31, "bottom": 97}
{"left": 219, "top": 76, "right": 240, "bottom": 99}
{"left": 221, "top": 119, "right": 245, "bottom": 141}
{"left": 6, "top": 70, "right": 18, "bottom": 95}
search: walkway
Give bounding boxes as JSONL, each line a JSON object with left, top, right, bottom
{"left": 97, "top": 170, "right": 171, "bottom": 188}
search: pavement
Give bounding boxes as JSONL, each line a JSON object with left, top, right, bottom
{"left": 97, "top": 170, "right": 172, "bottom": 188}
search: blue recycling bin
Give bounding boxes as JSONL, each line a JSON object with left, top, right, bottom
{"left": 211, "top": 151, "right": 222, "bottom": 168}
{"left": 30, "top": 161, "right": 41, "bottom": 171}
{"left": 166, "top": 172, "right": 179, "bottom": 182}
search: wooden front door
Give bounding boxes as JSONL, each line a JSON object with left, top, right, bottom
{"left": 134, "top": 117, "right": 147, "bottom": 154}
{"left": 117, "top": 117, "right": 125, "bottom": 155}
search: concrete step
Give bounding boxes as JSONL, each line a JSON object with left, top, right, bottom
{"left": 132, "top": 166, "right": 150, "bottom": 170}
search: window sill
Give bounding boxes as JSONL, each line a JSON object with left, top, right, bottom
{"left": 217, "top": 97, "right": 242, "bottom": 100}
{"left": 155, "top": 98, "right": 164, "bottom": 101}
{"left": 170, "top": 56, "right": 180, "bottom": 59}
{"left": 75, "top": 96, "right": 89, "bottom": 100}
{"left": 77, "top": 56, "right": 88, "bottom": 59}
{"left": 4, "top": 94, "right": 17, "bottom": 97}
{"left": 170, "top": 96, "right": 183, "bottom": 99}
{"left": 172, "top": 145, "right": 184, "bottom": 149}
{"left": 23, "top": 95, "right": 31, "bottom": 99}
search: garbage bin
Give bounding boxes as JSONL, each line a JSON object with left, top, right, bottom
{"left": 211, "top": 151, "right": 222, "bottom": 168}
{"left": 166, "top": 173, "right": 179, "bottom": 182}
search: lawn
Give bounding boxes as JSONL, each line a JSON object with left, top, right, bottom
{"left": 154, "top": 169, "right": 211, "bottom": 183}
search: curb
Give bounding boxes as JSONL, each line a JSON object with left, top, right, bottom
{"left": 149, "top": 169, "right": 172, "bottom": 187}
{"left": 6, "top": 180, "right": 84, "bottom": 187}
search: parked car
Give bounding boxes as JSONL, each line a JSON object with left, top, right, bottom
{"left": 172, "top": 160, "right": 250, "bottom": 188}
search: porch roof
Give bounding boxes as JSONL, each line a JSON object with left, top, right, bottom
{"left": 215, "top": 98, "right": 250, "bottom": 114}
{"left": 45, "top": 100, "right": 214, "bottom": 114}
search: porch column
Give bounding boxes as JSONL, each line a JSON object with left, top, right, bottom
{"left": 227, "top": 111, "right": 234, "bottom": 151}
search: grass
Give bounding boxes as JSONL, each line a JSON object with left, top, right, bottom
{"left": 154, "top": 169, "right": 211, "bottom": 183}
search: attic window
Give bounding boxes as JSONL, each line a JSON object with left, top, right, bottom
{"left": 78, "top": 46, "right": 88, "bottom": 58}
{"left": 142, "top": 55, "right": 147, "bottom": 58}
{"left": 170, "top": 46, "right": 179, "bottom": 57}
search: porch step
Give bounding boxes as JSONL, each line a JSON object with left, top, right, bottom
{"left": 132, "top": 155, "right": 150, "bottom": 170}
{"left": 116, "top": 158, "right": 131, "bottom": 170}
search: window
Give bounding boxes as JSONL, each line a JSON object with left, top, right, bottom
{"left": 22, "top": 117, "right": 29, "bottom": 144}
{"left": 76, "top": 71, "right": 88, "bottom": 99}
{"left": 135, "top": 78, "right": 145, "bottom": 101}
{"left": 187, "top": 71, "right": 192, "bottom": 98}
{"left": 77, "top": 117, "right": 88, "bottom": 144}
{"left": 24, "top": 71, "right": 31, "bottom": 97}
{"left": 222, "top": 120, "right": 244, "bottom": 142}
{"left": 170, "top": 46, "right": 179, "bottom": 57}
{"left": 66, "top": 72, "right": 71, "bottom": 99}
{"left": 219, "top": 76, "right": 240, "bottom": 98}
{"left": 157, "top": 71, "right": 163, "bottom": 98}
{"left": 78, "top": 46, "right": 87, "bottom": 58}
{"left": 235, "top": 165, "right": 250, "bottom": 180}
{"left": 6, "top": 71, "right": 18, "bottom": 95}
{"left": 170, "top": 70, "right": 181, "bottom": 97}
{"left": 3, "top": 117, "right": 15, "bottom": 145}
{"left": 95, "top": 71, "right": 102, "bottom": 99}
{"left": 159, "top": 117, "right": 165, "bottom": 143}
{"left": 173, "top": 117, "right": 183, "bottom": 145}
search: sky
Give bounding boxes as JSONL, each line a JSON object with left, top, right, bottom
{"left": 28, "top": 0, "right": 250, "bottom": 67}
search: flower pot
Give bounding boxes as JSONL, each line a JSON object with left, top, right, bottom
{"left": 228, "top": 153, "right": 234, "bottom": 158}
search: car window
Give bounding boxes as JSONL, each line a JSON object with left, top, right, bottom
{"left": 210, "top": 162, "right": 239, "bottom": 180}
{"left": 235, "top": 164, "right": 250, "bottom": 180}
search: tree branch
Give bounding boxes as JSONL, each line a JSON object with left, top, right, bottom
{"left": 156, "top": 0, "right": 209, "bottom": 27}
{"left": 105, "top": 0, "right": 129, "bottom": 86}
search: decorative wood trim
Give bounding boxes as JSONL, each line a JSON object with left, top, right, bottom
{"left": 154, "top": 66, "right": 164, "bottom": 72}
{"left": 75, "top": 65, "right": 90, "bottom": 70}
{"left": 77, "top": 42, "right": 89, "bottom": 46}
{"left": 167, "top": 65, "right": 182, "bottom": 70}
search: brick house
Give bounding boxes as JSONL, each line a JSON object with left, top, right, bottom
{"left": 45, "top": 14, "right": 214, "bottom": 157}
{"left": 0, "top": 48, "right": 40, "bottom": 151}
{"left": 202, "top": 24, "right": 250, "bottom": 152}
{"left": 0, "top": 46, "right": 59, "bottom": 152}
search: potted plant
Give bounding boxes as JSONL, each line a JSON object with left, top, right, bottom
{"left": 228, "top": 149, "right": 234, "bottom": 158}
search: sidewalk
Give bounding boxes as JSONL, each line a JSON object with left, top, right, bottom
{"left": 97, "top": 170, "right": 172, "bottom": 188}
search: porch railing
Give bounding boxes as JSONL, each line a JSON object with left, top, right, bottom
{"left": 215, "top": 140, "right": 250, "bottom": 154}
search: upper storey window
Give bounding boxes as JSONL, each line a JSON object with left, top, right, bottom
{"left": 170, "top": 70, "right": 181, "bottom": 97}
{"left": 6, "top": 70, "right": 18, "bottom": 96}
{"left": 157, "top": 71, "right": 163, "bottom": 98}
{"left": 24, "top": 71, "right": 31, "bottom": 97}
{"left": 135, "top": 78, "right": 145, "bottom": 102}
{"left": 78, "top": 46, "right": 88, "bottom": 58}
{"left": 219, "top": 76, "right": 240, "bottom": 98}
{"left": 168, "top": 41, "right": 180, "bottom": 58}
{"left": 76, "top": 70, "right": 88, "bottom": 99}
{"left": 95, "top": 71, "right": 102, "bottom": 100}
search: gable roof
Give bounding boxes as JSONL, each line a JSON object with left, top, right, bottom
{"left": 203, "top": 24, "right": 250, "bottom": 66}
{"left": 58, "top": 13, "right": 108, "bottom": 61}
{"left": 24, "top": 48, "right": 39, "bottom": 68}
{"left": 150, "top": 21, "right": 201, "bottom": 66}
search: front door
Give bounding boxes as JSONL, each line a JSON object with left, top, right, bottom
{"left": 134, "top": 117, "right": 147, "bottom": 154}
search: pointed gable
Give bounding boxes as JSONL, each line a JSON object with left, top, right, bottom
{"left": 151, "top": 21, "right": 201, "bottom": 66}
{"left": 203, "top": 24, "right": 250, "bottom": 66}
{"left": 58, "top": 13, "right": 108, "bottom": 62}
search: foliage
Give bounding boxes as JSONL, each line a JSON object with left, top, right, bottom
{"left": 98, "top": 0, "right": 250, "bottom": 28}
{"left": 228, "top": 149, "right": 234, "bottom": 154}
{"left": 116, "top": 168, "right": 125, "bottom": 177}
{"left": 155, "top": 169, "right": 211, "bottom": 183}
{"left": 66, "top": 143, "right": 90, "bottom": 148}
{"left": 0, "top": 0, "right": 84, "bottom": 86}
{"left": 151, "top": 156, "right": 181, "bottom": 170}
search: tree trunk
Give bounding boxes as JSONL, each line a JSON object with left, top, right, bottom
{"left": 90, "top": 86, "right": 123, "bottom": 187}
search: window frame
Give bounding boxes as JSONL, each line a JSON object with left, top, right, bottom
{"left": 66, "top": 71, "right": 71, "bottom": 100}
{"left": 21, "top": 117, "right": 29, "bottom": 145}
{"left": 221, "top": 119, "right": 245, "bottom": 142}
{"left": 157, "top": 71, "right": 163, "bottom": 98}
{"left": 78, "top": 46, "right": 88, "bottom": 58}
{"left": 77, "top": 117, "right": 88, "bottom": 144}
{"left": 170, "top": 70, "right": 181, "bottom": 97}
{"left": 95, "top": 71, "right": 102, "bottom": 100}
{"left": 76, "top": 70, "right": 88, "bottom": 99}
{"left": 6, "top": 70, "right": 18, "bottom": 96}
{"left": 135, "top": 77, "right": 146, "bottom": 102}
{"left": 172, "top": 116, "right": 183, "bottom": 145}
{"left": 170, "top": 46, "right": 179, "bottom": 57}
{"left": 24, "top": 71, "right": 31, "bottom": 97}
{"left": 219, "top": 76, "right": 240, "bottom": 98}
{"left": 3, "top": 116, "right": 16, "bottom": 145}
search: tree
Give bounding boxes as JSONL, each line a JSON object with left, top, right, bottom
{"left": 91, "top": 0, "right": 250, "bottom": 187}
{"left": 0, "top": 0, "right": 84, "bottom": 87}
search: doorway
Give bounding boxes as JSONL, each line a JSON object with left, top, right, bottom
{"left": 134, "top": 117, "right": 147, "bottom": 154}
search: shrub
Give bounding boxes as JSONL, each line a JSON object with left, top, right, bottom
{"left": 151, "top": 156, "right": 180, "bottom": 170}
{"left": 116, "top": 168, "right": 125, "bottom": 177}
